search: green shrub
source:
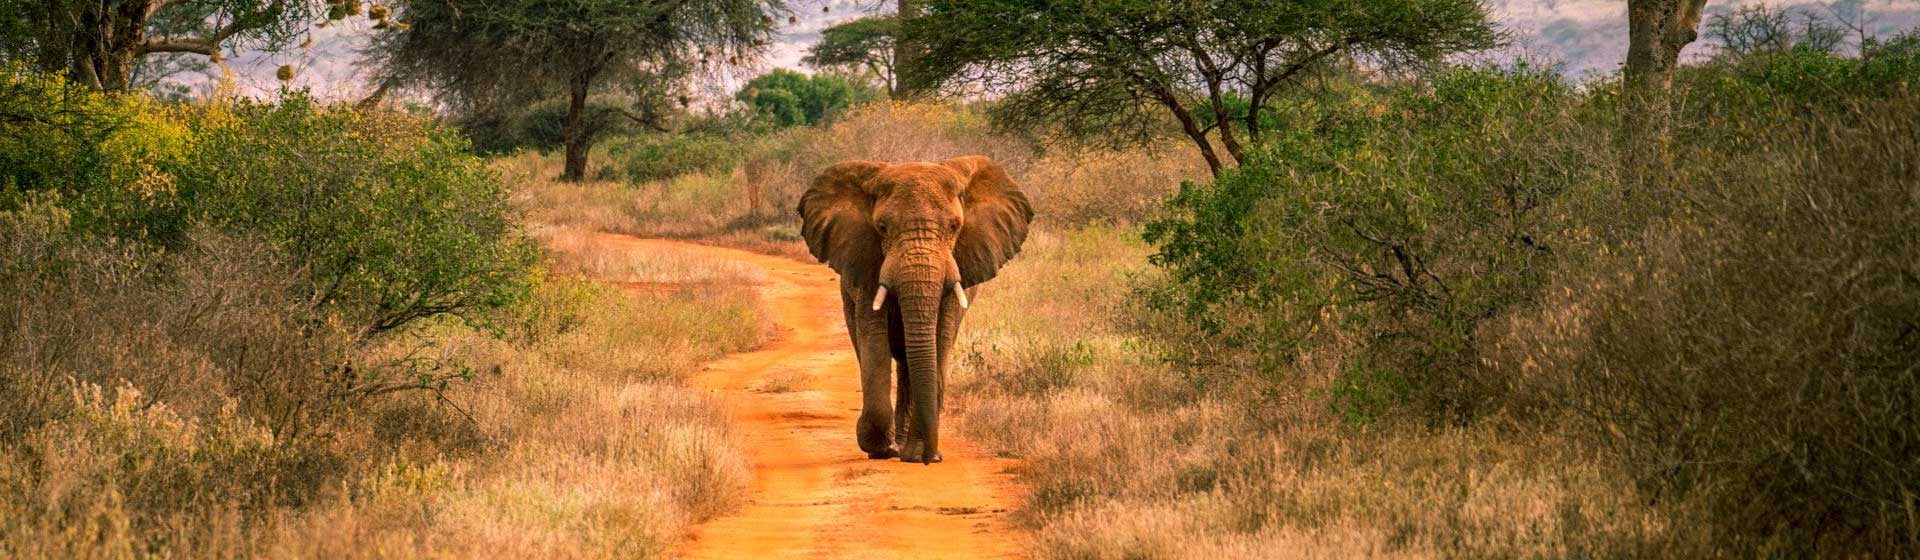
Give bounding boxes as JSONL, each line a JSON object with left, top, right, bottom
{"left": 604, "top": 133, "right": 752, "bottom": 184}
{"left": 180, "top": 94, "right": 537, "bottom": 332}
{"left": 2, "top": 67, "right": 536, "bottom": 334}
{"left": 735, "top": 68, "right": 882, "bottom": 128}
{"left": 0, "top": 66, "right": 194, "bottom": 243}
{"left": 1144, "top": 65, "right": 1612, "bottom": 419}
{"left": 1489, "top": 97, "right": 1920, "bottom": 555}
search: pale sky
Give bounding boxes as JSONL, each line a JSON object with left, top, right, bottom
{"left": 201, "top": 0, "right": 1920, "bottom": 100}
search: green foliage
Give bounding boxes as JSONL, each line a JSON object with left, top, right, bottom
{"left": 604, "top": 133, "right": 752, "bottom": 184}
{"left": 1187, "top": 92, "right": 1283, "bottom": 142}
{"left": 181, "top": 94, "right": 538, "bottom": 332}
{"left": 1145, "top": 65, "right": 1608, "bottom": 418}
{"left": 1142, "top": 30, "right": 1920, "bottom": 555}
{"left": 0, "top": 67, "right": 536, "bottom": 334}
{"left": 371, "top": 0, "right": 778, "bottom": 111}
{"left": 0, "top": 66, "right": 194, "bottom": 242}
{"left": 735, "top": 68, "right": 880, "bottom": 127}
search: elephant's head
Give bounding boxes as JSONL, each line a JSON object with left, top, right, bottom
{"left": 798, "top": 156, "right": 1032, "bottom": 463}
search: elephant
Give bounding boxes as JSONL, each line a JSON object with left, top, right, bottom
{"left": 797, "top": 156, "right": 1033, "bottom": 464}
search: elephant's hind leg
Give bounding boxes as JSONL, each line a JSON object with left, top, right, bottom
{"left": 894, "top": 360, "right": 915, "bottom": 451}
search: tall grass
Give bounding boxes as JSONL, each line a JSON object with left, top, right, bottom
{"left": 499, "top": 149, "right": 811, "bottom": 260}
{"left": 265, "top": 262, "right": 762, "bottom": 558}
{"left": 0, "top": 206, "right": 765, "bottom": 558}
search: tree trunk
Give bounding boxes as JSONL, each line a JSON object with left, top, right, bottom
{"left": 62, "top": 0, "right": 156, "bottom": 92}
{"left": 560, "top": 73, "right": 594, "bottom": 182}
{"left": 1206, "top": 90, "right": 1245, "bottom": 166}
{"left": 1623, "top": 0, "right": 1708, "bottom": 194}
{"left": 893, "top": 0, "right": 928, "bottom": 98}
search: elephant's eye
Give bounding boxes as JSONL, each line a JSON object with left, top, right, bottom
{"left": 947, "top": 217, "right": 961, "bottom": 232}
{"left": 876, "top": 223, "right": 888, "bottom": 235}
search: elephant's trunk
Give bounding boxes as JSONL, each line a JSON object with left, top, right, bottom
{"left": 897, "top": 279, "right": 943, "bottom": 464}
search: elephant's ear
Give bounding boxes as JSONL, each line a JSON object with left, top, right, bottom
{"left": 799, "top": 161, "right": 887, "bottom": 283}
{"left": 944, "top": 156, "right": 1034, "bottom": 287}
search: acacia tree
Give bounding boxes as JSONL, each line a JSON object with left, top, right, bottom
{"left": 910, "top": 0, "right": 1499, "bottom": 176}
{"left": 802, "top": 15, "right": 896, "bottom": 94}
{"left": 1622, "top": 0, "right": 1707, "bottom": 192}
{"left": 370, "top": 0, "right": 783, "bottom": 182}
{"left": 0, "top": 0, "right": 324, "bottom": 91}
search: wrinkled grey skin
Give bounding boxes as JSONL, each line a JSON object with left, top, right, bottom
{"left": 798, "top": 157, "right": 1032, "bottom": 464}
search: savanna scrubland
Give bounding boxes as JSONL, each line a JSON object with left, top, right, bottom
{"left": 500, "top": 29, "right": 1919, "bottom": 554}
{"left": 2, "top": 1, "right": 1918, "bottom": 559}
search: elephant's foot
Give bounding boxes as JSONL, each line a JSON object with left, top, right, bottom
{"left": 896, "top": 440, "right": 943, "bottom": 464}
{"left": 856, "top": 413, "right": 895, "bottom": 459}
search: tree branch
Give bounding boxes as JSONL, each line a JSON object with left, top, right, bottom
{"left": 1151, "top": 85, "right": 1224, "bottom": 176}
{"left": 136, "top": 3, "right": 263, "bottom": 56}
{"left": 614, "top": 107, "right": 672, "bottom": 133}
{"left": 1183, "top": 35, "right": 1244, "bottom": 165}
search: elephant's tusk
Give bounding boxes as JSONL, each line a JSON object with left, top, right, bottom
{"left": 953, "top": 282, "right": 969, "bottom": 309}
{"left": 871, "top": 285, "right": 888, "bottom": 311}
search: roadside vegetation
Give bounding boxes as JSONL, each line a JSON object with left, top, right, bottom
{"left": 0, "top": 67, "right": 762, "bottom": 558}
{"left": 391, "top": 13, "right": 1919, "bottom": 554}
{"left": 952, "top": 21, "right": 1920, "bottom": 560}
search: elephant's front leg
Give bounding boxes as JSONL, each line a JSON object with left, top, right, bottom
{"left": 849, "top": 290, "right": 897, "bottom": 459}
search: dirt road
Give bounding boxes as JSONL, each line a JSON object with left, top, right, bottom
{"left": 591, "top": 234, "right": 1025, "bottom": 559}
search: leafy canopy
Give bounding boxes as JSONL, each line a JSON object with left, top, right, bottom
{"left": 0, "top": 0, "right": 330, "bottom": 91}
{"left": 371, "top": 0, "right": 780, "bottom": 112}
{"left": 909, "top": 0, "right": 1500, "bottom": 173}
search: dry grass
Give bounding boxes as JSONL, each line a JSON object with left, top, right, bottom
{"left": 751, "top": 369, "right": 811, "bottom": 394}
{"left": 499, "top": 149, "right": 810, "bottom": 260}
{"left": 263, "top": 276, "right": 761, "bottom": 558}
{"left": 537, "top": 227, "right": 765, "bottom": 286}
{"left": 1020, "top": 141, "right": 1208, "bottom": 227}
